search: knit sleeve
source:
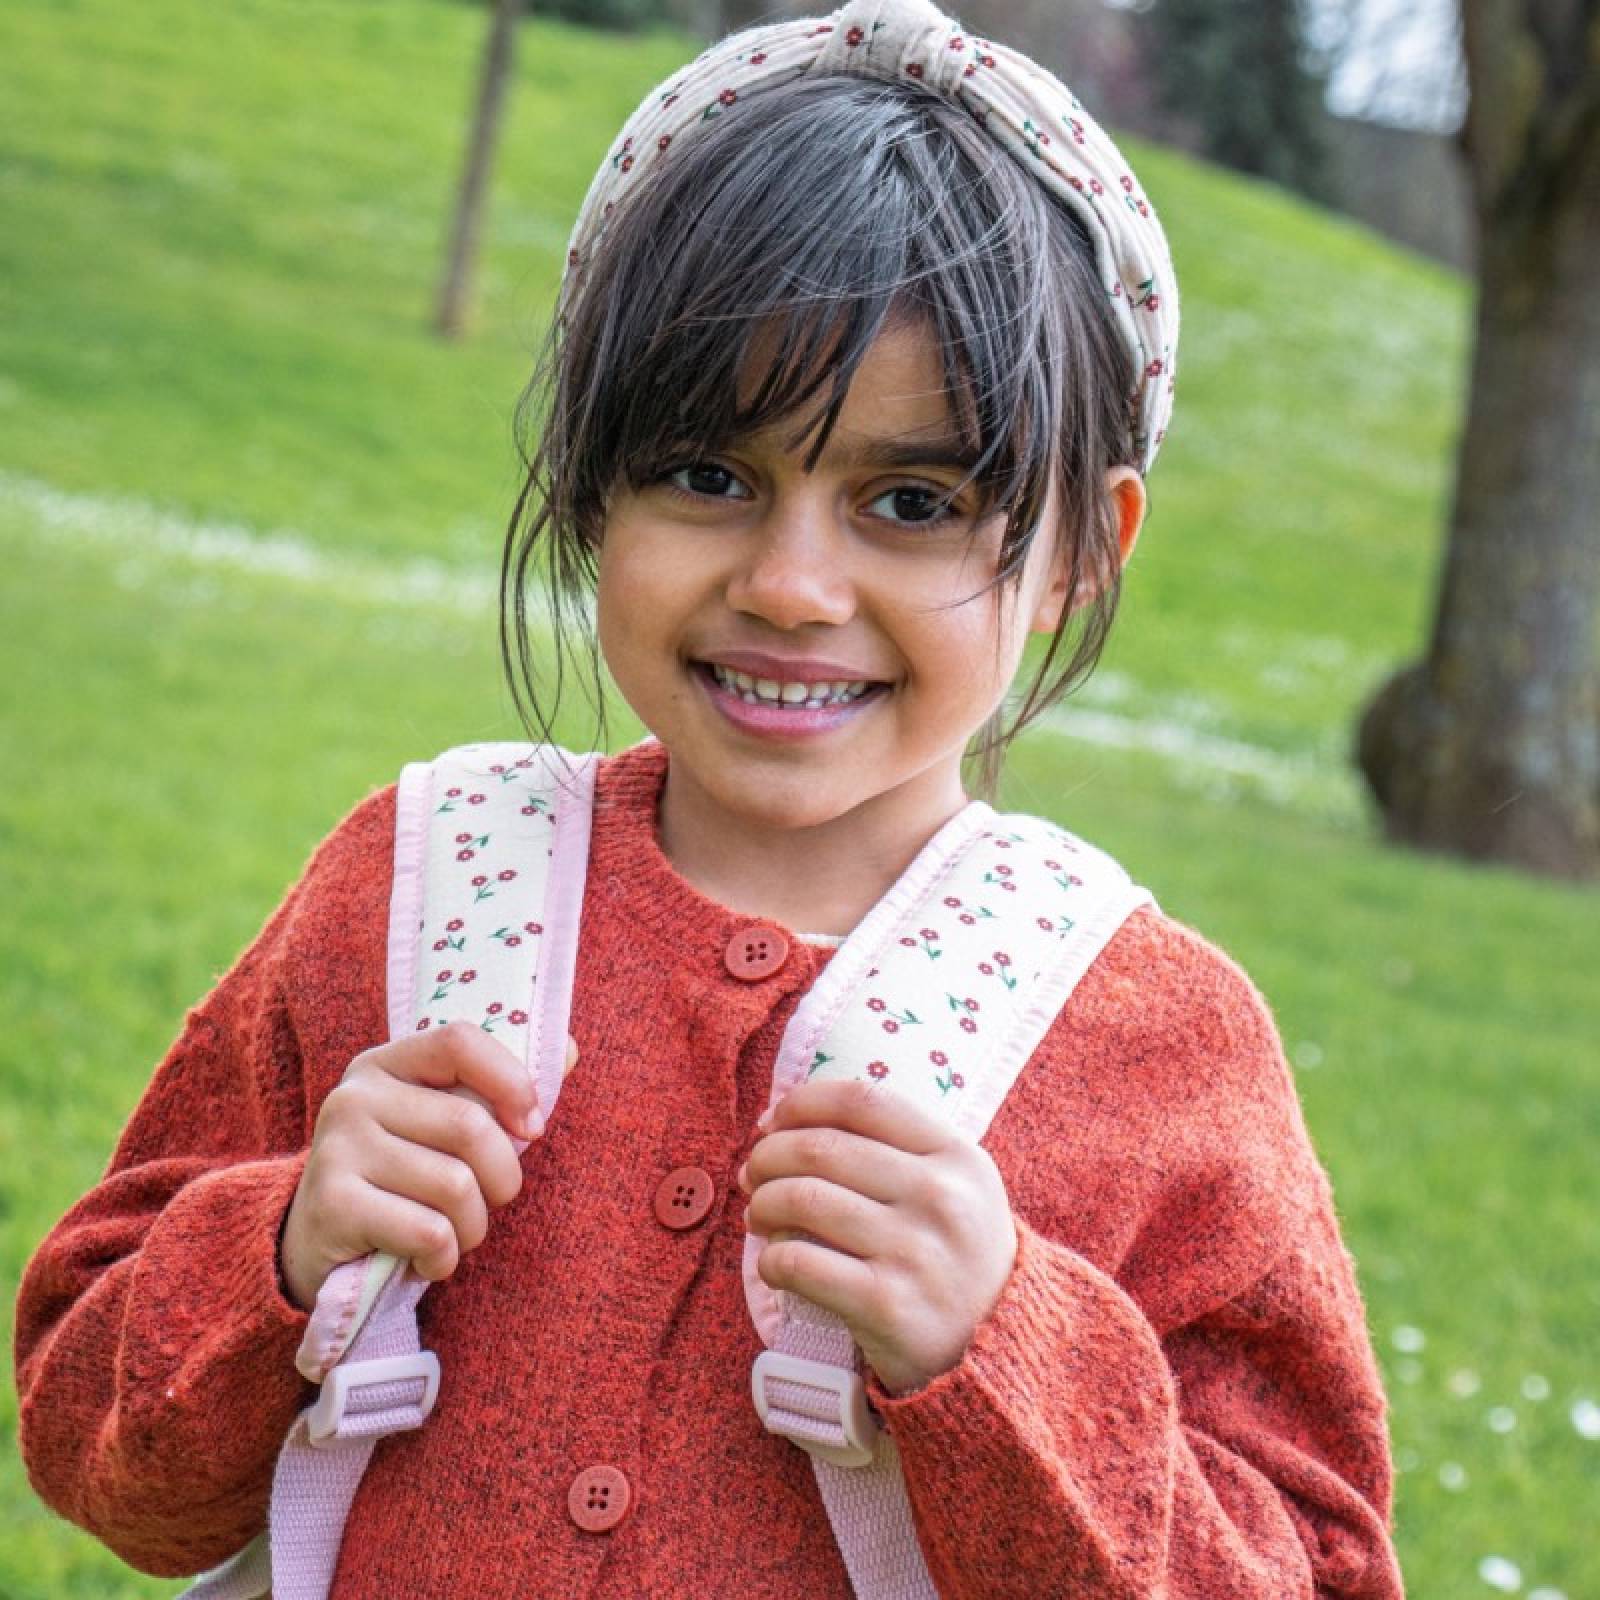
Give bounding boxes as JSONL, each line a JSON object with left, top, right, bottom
{"left": 861, "top": 919, "right": 1405, "bottom": 1600}
{"left": 11, "top": 784, "right": 396, "bottom": 1579}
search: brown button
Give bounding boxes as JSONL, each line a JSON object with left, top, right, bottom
{"left": 724, "top": 924, "right": 789, "bottom": 981}
{"left": 653, "top": 1166, "right": 716, "bottom": 1229}
{"left": 568, "top": 1464, "right": 631, "bottom": 1532}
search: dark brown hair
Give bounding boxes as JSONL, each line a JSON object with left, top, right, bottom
{"left": 500, "top": 71, "right": 1140, "bottom": 798}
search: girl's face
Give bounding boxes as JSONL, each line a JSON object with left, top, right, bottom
{"left": 596, "top": 317, "right": 1128, "bottom": 844}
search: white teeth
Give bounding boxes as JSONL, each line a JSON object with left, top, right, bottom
{"left": 709, "top": 664, "right": 875, "bottom": 707}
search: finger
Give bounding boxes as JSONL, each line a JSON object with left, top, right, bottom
{"left": 741, "top": 1125, "right": 916, "bottom": 1207}
{"left": 564, "top": 1033, "right": 579, "bottom": 1077}
{"left": 745, "top": 1175, "right": 893, "bottom": 1262}
{"left": 365, "top": 1077, "right": 526, "bottom": 1209}
{"left": 754, "top": 1232, "right": 883, "bottom": 1330}
{"left": 363, "top": 1133, "right": 494, "bottom": 1257}
{"left": 350, "top": 1022, "right": 538, "bottom": 1139}
{"left": 760, "top": 1078, "right": 955, "bottom": 1157}
{"left": 351, "top": 1182, "right": 465, "bottom": 1283}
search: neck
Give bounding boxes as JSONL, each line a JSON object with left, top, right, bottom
{"left": 656, "top": 757, "right": 973, "bottom": 937}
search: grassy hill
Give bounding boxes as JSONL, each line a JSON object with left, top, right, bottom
{"left": 2, "top": 1, "right": 1595, "bottom": 1595}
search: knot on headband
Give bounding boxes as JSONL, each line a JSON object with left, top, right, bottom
{"left": 559, "top": 0, "right": 1179, "bottom": 472}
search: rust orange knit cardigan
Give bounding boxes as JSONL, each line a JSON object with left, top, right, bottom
{"left": 14, "top": 739, "right": 1405, "bottom": 1597}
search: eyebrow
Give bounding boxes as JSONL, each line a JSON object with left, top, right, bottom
{"left": 820, "top": 436, "right": 982, "bottom": 473}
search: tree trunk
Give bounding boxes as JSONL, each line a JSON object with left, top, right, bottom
{"left": 1356, "top": 0, "right": 1600, "bottom": 880}
{"left": 435, "top": 0, "right": 525, "bottom": 340}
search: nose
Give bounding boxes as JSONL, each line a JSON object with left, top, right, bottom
{"left": 724, "top": 501, "right": 856, "bottom": 631}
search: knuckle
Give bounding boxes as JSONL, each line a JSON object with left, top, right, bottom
{"left": 800, "top": 1127, "right": 841, "bottom": 1167}
{"left": 443, "top": 1095, "right": 494, "bottom": 1147}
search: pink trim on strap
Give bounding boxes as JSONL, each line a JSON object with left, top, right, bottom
{"left": 527, "top": 752, "right": 599, "bottom": 1132}
{"left": 385, "top": 759, "right": 434, "bottom": 1044}
{"left": 949, "top": 879, "right": 1154, "bottom": 1142}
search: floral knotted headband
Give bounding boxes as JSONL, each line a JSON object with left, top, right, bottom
{"left": 559, "top": 0, "right": 1180, "bottom": 473}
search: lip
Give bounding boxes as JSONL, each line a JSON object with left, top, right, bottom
{"left": 693, "top": 648, "right": 889, "bottom": 686}
{"left": 692, "top": 661, "right": 885, "bottom": 741}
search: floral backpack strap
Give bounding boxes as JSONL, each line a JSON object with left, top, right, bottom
{"left": 185, "top": 742, "right": 599, "bottom": 1600}
{"left": 744, "top": 804, "right": 1153, "bottom": 1600}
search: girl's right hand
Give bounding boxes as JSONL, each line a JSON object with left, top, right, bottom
{"left": 278, "top": 1022, "right": 542, "bottom": 1313}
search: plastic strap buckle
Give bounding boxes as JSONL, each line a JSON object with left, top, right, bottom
{"left": 306, "top": 1351, "right": 442, "bottom": 1448}
{"left": 751, "top": 1349, "right": 881, "bottom": 1469}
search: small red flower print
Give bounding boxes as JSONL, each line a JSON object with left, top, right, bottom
{"left": 525, "top": 921, "right": 543, "bottom": 935}
{"left": 487, "top": 1003, "right": 503, "bottom": 1016}
{"left": 899, "top": 936, "right": 917, "bottom": 948}
{"left": 960, "top": 1016, "right": 978, "bottom": 1034}
{"left": 882, "top": 1019, "right": 900, "bottom": 1034}
{"left": 1044, "top": 860, "right": 1061, "bottom": 872}
{"left": 1069, "top": 874, "right": 1084, "bottom": 887}
{"left": 867, "top": 1060, "right": 889, "bottom": 1079}
{"left": 719, "top": 87, "right": 738, "bottom": 106}
{"left": 960, "top": 913, "right": 976, "bottom": 925}
{"left": 1120, "top": 175, "right": 1133, "bottom": 192}
{"left": 750, "top": 50, "right": 767, "bottom": 64}
{"left": 1147, "top": 359, "right": 1164, "bottom": 378}
{"left": 995, "top": 952, "right": 1011, "bottom": 967}
{"left": 867, "top": 998, "right": 887, "bottom": 1013}
{"left": 620, "top": 155, "right": 634, "bottom": 173}
{"left": 1038, "top": 916, "right": 1054, "bottom": 932}
{"left": 457, "top": 849, "right": 475, "bottom": 862}
{"left": 509, "top": 1010, "right": 529, "bottom": 1025}
{"left": 943, "top": 896, "right": 962, "bottom": 908}
{"left": 979, "top": 962, "right": 993, "bottom": 975}
{"left": 472, "top": 875, "right": 488, "bottom": 887}
{"left": 1145, "top": 293, "right": 1161, "bottom": 311}
{"left": 664, "top": 92, "right": 679, "bottom": 107}
{"left": 446, "top": 787, "right": 462, "bottom": 799}
{"left": 515, "top": 757, "right": 532, "bottom": 768}
{"left": 949, "top": 35, "right": 964, "bottom": 49}
{"left": 920, "top": 927, "right": 938, "bottom": 940}
{"left": 963, "top": 61, "right": 976, "bottom": 76}
{"left": 1137, "top": 200, "right": 1149, "bottom": 217}
{"left": 930, "top": 1050, "right": 948, "bottom": 1067}
{"left": 845, "top": 24, "right": 864, "bottom": 44}
{"left": 995, "top": 863, "right": 1013, "bottom": 876}
{"left": 980, "top": 52, "right": 995, "bottom": 67}
{"left": 905, "top": 62, "right": 924, "bottom": 78}
{"left": 951, "top": 1072, "right": 965, "bottom": 1089}
{"left": 1068, "top": 175, "right": 1085, "bottom": 192}
{"left": 489, "top": 764, "right": 506, "bottom": 774}
{"left": 455, "top": 832, "right": 472, "bottom": 844}
{"left": 437, "top": 969, "right": 453, "bottom": 982}
{"left": 658, "top": 133, "right": 672, "bottom": 151}
{"left": 460, "top": 970, "right": 476, "bottom": 984}
{"left": 505, "top": 935, "right": 522, "bottom": 948}
{"left": 433, "top": 938, "right": 448, "bottom": 951}
{"left": 447, "top": 919, "right": 464, "bottom": 932}
{"left": 417, "top": 1018, "right": 432, "bottom": 1030}
{"left": 1001, "top": 881, "right": 1017, "bottom": 892}
{"left": 468, "top": 793, "right": 486, "bottom": 805}
{"left": 498, "top": 869, "right": 517, "bottom": 882}
{"left": 995, "top": 838, "right": 1012, "bottom": 848}
{"left": 521, "top": 805, "right": 537, "bottom": 816}
{"left": 966, "top": 998, "right": 980, "bottom": 1012}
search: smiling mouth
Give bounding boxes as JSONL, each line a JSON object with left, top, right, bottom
{"left": 700, "top": 661, "right": 882, "bottom": 710}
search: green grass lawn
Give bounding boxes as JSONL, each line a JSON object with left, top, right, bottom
{"left": 2, "top": 1, "right": 1596, "bottom": 1595}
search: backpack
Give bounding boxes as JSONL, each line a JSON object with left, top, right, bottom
{"left": 188, "top": 740, "right": 1152, "bottom": 1599}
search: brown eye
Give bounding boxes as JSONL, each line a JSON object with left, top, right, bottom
{"left": 662, "top": 462, "right": 749, "bottom": 500}
{"left": 867, "top": 485, "right": 962, "bottom": 527}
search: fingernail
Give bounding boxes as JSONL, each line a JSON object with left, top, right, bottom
{"left": 736, "top": 1161, "right": 750, "bottom": 1192}
{"left": 755, "top": 1108, "right": 773, "bottom": 1134}
{"left": 521, "top": 1107, "right": 545, "bottom": 1141}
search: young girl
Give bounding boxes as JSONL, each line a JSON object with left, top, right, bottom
{"left": 15, "top": 1, "right": 1405, "bottom": 1595}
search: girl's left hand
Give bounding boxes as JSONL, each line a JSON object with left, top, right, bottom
{"left": 738, "top": 1079, "right": 1019, "bottom": 1397}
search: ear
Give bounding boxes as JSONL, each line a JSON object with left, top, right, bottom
{"left": 1027, "top": 466, "right": 1148, "bottom": 634}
